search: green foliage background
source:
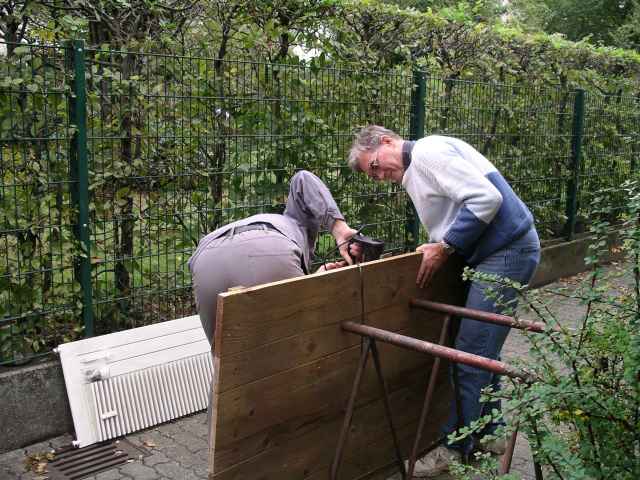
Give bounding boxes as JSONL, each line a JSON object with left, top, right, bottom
{"left": 451, "top": 183, "right": 640, "bottom": 479}
{"left": 0, "top": 0, "right": 638, "bottom": 369}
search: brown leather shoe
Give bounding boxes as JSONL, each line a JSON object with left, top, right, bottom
{"left": 479, "top": 437, "right": 507, "bottom": 455}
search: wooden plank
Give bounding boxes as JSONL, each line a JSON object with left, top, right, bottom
{"left": 214, "top": 335, "right": 430, "bottom": 446}
{"left": 210, "top": 312, "right": 447, "bottom": 472}
{"left": 215, "top": 252, "right": 453, "bottom": 359}
{"left": 214, "top": 307, "right": 453, "bottom": 451}
{"left": 214, "top": 266, "right": 362, "bottom": 357}
{"left": 210, "top": 252, "right": 465, "bottom": 479}
{"left": 305, "top": 369, "right": 454, "bottom": 480}
{"left": 219, "top": 302, "right": 429, "bottom": 392}
{"left": 305, "top": 390, "right": 452, "bottom": 480}
{"left": 213, "top": 374, "right": 452, "bottom": 480}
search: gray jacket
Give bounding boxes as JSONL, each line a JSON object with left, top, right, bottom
{"left": 188, "top": 170, "right": 344, "bottom": 273}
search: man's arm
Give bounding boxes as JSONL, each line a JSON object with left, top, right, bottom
{"left": 413, "top": 141, "right": 502, "bottom": 287}
{"left": 284, "top": 170, "right": 344, "bottom": 232}
{"left": 419, "top": 146, "right": 503, "bottom": 255}
{"left": 284, "top": 170, "right": 359, "bottom": 264}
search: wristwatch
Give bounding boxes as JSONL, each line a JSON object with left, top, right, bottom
{"left": 439, "top": 240, "right": 456, "bottom": 255}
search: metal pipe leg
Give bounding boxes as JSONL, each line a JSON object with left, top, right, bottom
{"left": 330, "top": 338, "right": 372, "bottom": 480}
{"left": 407, "top": 314, "right": 451, "bottom": 478}
{"left": 370, "top": 339, "right": 407, "bottom": 480}
{"left": 498, "top": 424, "right": 519, "bottom": 474}
{"left": 534, "top": 460, "right": 544, "bottom": 480}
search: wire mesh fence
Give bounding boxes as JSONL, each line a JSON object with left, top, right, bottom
{"left": 81, "top": 47, "right": 413, "bottom": 338}
{"left": 1, "top": 42, "right": 638, "bottom": 364}
{"left": 0, "top": 44, "right": 80, "bottom": 364}
{"left": 423, "top": 78, "right": 577, "bottom": 239}
{"left": 580, "top": 91, "right": 640, "bottom": 226}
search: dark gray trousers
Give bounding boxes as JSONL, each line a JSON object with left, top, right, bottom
{"left": 191, "top": 227, "right": 306, "bottom": 440}
{"left": 190, "top": 226, "right": 305, "bottom": 345}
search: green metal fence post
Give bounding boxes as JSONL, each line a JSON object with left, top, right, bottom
{"left": 65, "top": 40, "right": 94, "bottom": 337}
{"left": 632, "top": 91, "right": 640, "bottom": 174}
{"left": 406, "top": 70, "right": 426, "bottom": 250}
{"left": 564, "top": 89, "right": 585, "bottom": 241}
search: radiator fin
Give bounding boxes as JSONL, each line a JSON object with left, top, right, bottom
{"left": 88, "top": 353, "right": 212, "bottom": 443}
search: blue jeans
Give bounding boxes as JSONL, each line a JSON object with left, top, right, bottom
{"left": 443, "top": 228, "right": 541, "bottom": 455}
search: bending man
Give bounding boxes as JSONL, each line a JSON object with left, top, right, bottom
{"left": 189, "top": 169, "right": 360, "bottom": 346}
{"left": 348, "top": 126, "right": 540, "bottom": 477}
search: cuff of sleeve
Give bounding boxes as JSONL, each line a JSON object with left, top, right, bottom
{"left": 442, "top": 231, "right": 470, "bottom": 254}
{"left": 324, "top": 211, "right": 345, "bottom": 232}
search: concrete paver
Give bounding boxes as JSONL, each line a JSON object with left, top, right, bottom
{"left": 0, "top": 262, "right": 630, "bottom": 480}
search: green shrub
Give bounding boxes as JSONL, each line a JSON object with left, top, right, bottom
{"left": 452, "top": 180, "right": 640, "bottom": 479}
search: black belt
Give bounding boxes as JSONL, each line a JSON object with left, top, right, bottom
{"left": 216, "top": 222, "right": 281, "bottom": 239}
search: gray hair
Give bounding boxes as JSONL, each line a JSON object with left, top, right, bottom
{"left": 347, "top": 125, "right": 402, "bottom": 172}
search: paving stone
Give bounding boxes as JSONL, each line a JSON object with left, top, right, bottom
{"left": 94, "top": 469, "right": 124, "bottom": 480}
{"left": 194, "top": 446, "right": 209, "bottom": 464}
{"left": 124, "top": 435, "right": 146, "bottom": 448}
{"left": 130, "top": 430, "right": 167, "bottom": 450}
{"left": 1, "top": 463, "right": 24, "bottom": 479}
{"left": 179, "top": 412, "right": 207, "bottom": 427}
{"left": 182, "top": 469, "right": 204, "bottom": 480}
{"left": 166, "top": 430, "right": 208, "bottom": 453}
{"left": 143, "top": 452, "right": 171, "bottom": 467}
{"left": 178, "top": 414, "right": 208, "bottom": 439}
{"left": 192, "top": 463, "right": 208, "bottom": 477}
{"left": 156, "top": 461, "right": 190, "bottom": 479}
{"left": 48, "top": 434, "right": 75, "bottom": 449}
{"left": 160, "top": 443, "right": 200, "bottom": 467}
{"left": 23, "top": 441, "right": 55, "bottom": 456}
{"left": 156, "top": 421, "right": 185, "bottom": 436}
{"left": 0, "top": 448, "right": 27, "bottom": 466}
{"left": 118, "top": 461, "right": 159, "bottom": 480}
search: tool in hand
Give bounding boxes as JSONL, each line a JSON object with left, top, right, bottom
{"left": 347, "top": 232, "right": 385, "bottom": 263}
{"left": 322, "top": 226, "right": 385, "bottom": 268}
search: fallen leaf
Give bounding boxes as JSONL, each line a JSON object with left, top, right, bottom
{"left": 34, "top": 461, "right": 47, "bottom": 474}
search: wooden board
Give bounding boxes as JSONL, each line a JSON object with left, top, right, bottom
{"left": 208, "top": 252, "right": 465, "bottom": 479}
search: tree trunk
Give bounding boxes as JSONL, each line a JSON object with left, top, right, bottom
{"left": 481, "top": 67, "right": 505, "bottom": 156}
{"left": 206, "top": 29, "right": 231, "bottom": 233}
{"left": 439, "top": 75, "right": 457, "bottom": 132}
{"left": 114, "top": 53, "right": 137, "bottom": 321}
{"left": 272, "top": 31, "right": 291, "bottom": 195}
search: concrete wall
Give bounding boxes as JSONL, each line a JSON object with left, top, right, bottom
{"left": 530, "top": 231, "right": 621, "bottom": 288}
{"left": 0, "top": 232, "right": 624, "bottom": 453}
{"left": 0, "top": 361, "right": 73, "bottom": 453}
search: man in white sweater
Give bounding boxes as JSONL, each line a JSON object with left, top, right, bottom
{"left": 348, "top": 125, "right": 540, "bottom": 477}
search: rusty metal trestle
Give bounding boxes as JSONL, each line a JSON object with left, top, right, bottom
{"left": 331, "top": 298, "right": 545, "bottom": 480}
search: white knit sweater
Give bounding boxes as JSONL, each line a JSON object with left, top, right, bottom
{"left": 402, "top": 135, "right": 533, "bottom": 265}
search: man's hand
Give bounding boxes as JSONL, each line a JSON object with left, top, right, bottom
{"left": 331, "top": 220, "right": 363, "bottom": 264}
{"left": 316, "top": 260, "right": 348, "bottom": 273}
{"left": 416, "top": 242, "right": 450, "bottom": 288}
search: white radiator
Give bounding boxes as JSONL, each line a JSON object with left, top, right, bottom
{"left": 57, "top": 316, "right": 213, "bottom": 447}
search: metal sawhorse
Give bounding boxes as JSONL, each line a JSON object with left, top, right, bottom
{"left": 331, "top": 298, "right": 547, "bottom": 480}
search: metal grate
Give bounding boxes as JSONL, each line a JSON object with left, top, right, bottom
{"left": 47, "top": 439, "right": 146, "bottom": 480}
